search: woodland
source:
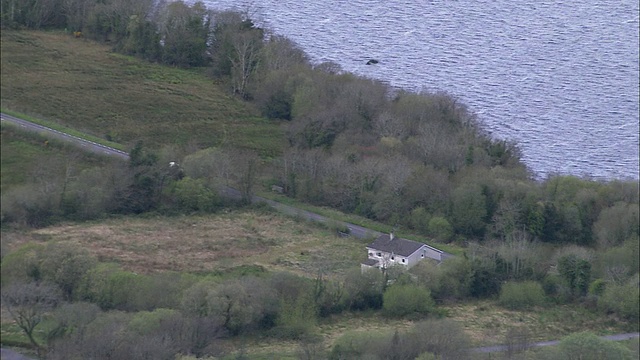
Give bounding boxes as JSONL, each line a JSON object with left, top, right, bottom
{"left": 0, "top": 1, "right": 638, "bottom": 359}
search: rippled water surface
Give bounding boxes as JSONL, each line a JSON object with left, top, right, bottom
{"left": 201, "top": 0, "right": 639, "bottom": 180}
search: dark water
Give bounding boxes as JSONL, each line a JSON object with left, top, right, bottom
{"left": 201, "top": 0, "right": 639, "bottom": 181}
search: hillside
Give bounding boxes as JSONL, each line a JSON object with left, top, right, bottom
{"left": 1, "top": 23, "right": 638, "bottom": 360}
{"left": 0, "top": 30, "right": 283, "bottom": 156}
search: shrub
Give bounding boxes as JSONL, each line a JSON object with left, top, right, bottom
{"left": 206, "top": 277, "right": 279, "bottom": 335}
{"left": 128, "top": 308, "right": 178, "bottom": 335}
{"left": 598, "top": 276, "right": 640, "bottom": 321}
{"left": 552, "top": 332, "right": 634, "bottom": 360}
{"left": 172, "top": 177, "right": 219, "bottom": 213}
{"left": 409, "top": 206, "right": 431, "bottom": 234}
{"left": 431, "top": 256, "right": 473, "bottom": 301}
{"left": 329, "top": 330, "right": 389, "bottom": 360}
{"left": 428, "top": 216, "right": 453, "bottom": 242}
{"left": 557, "top": 254, "right": 592, "bottom": 296}
{"left": 588, "top": 279, "right": 606, "bottom": 296}
{"left": 79, "top": 264, "right": 151, "bottom": 311}
{"left": 343, "top": 268, "right": 385, "bottom": 311}
{"left": 498, "top": 281, "right": 546, "bottom": 310}
{"left": 383, "top": 284, "right": 435, "bottom": 317}
{"left": 38, "top": 242, "right": 97, "bottom": 301}
{"left": 0, "top": 243, "right": 44, "bottom": 286}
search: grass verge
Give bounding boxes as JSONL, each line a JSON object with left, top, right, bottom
{"left": 2, "top": 108, "right": 127, "bottom": 151}
{"left": 0, "top": 122, "right": 111, "bottom": 193}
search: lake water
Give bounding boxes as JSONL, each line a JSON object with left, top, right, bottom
{"left": 199, "top": 0, "right": 639, "bottom": 181}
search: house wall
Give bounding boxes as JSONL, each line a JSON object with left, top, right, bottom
{"left": 406, "top": 245, "right": 443, "bottom": 266}
{"left": 422, "top": 245, "right": 443, "bottom": 262}
{"left": 406, "top": 250, "right": 423, "bottom": 268}
{"left": 367, "top": 244, "right": 444, "bottom": 270}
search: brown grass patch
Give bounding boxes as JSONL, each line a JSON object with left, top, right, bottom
{"left": 9, "top": 210, "right": 364, "bottom": 276}
{"left": 443, "top": 300, "right": 628, "bottom": 346}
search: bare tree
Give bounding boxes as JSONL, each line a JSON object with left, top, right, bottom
{"left": 504, "top": 326, "right": 532, "bottom": 358}
{"left": 375, "top": 110, "right": 406, "bottom": 139}
{"left": 261, "top": 35, "right": 309, "bottom": 72}
{"left": 2, "top": 281, "right": 61, "bottom": 356}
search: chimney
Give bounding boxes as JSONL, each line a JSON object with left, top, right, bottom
{"left": 390, "top": 232, "right": 394, "bottom": 241}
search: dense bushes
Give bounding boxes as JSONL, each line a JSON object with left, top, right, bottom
{"left": 546, "top": 332, "right": 635, "bottom": 360}
{"left": 329, "top": 319, "right": 471, "bottom": 360}
{"left": 498, "top": 281, "right": 546, "bottom": 310}
{"left": 598, "top": 276, "right": 640, "bottom": 322}
{"left": 2, "top": 233, "right": 639, "bottom": 358}
{"left": 383, "top": 284, "right": 435, "bottom": 317}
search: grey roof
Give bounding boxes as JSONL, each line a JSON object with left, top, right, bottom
{"left": 367, "top": 234, "right": 426, "bottom": 257}
{"left": 361, "top": 258, "right": 380, "bottom": 266}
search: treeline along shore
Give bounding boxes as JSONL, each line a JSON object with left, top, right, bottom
{"left": 1, "top": 1, "right": 638, "bottom": 359}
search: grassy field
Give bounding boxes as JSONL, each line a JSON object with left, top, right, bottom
{"left": 0, "top": 30, "right": 284, "bottom": 156}
{"left": 1, "top": 210, "right": 369, "bottom": 277}
{"left": 0, "top": 122, "right": 111, "bottom": 194}
{"left": 2, "top": 108, "right": 128, "bottom": 151}
{"left": 1, "top": 124, "right": 52, "bottom": 193}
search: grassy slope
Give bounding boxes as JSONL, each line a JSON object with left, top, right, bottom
{"left": 0, "top": 123, "right": 111, "bottom": 193}
{"left": 0, "top": 125, "right": 51, "bottom": 192}
{"left": 0, "top": 30, "right": 283, "bottom": 156}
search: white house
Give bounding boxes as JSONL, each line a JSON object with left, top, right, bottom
{"left": 361, "top": 233, "right": 444, "bottom": 271}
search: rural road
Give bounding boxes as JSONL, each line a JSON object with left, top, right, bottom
{"left": 220, "top": 186, "right": 381, "bottom": 240}
{"left": 473, "top": 332, "right": 639, "bottom": 353}
{"left": 1, "top": 112, "right": 379, "bottom": 241}
{"left": 0, "top": 348, "right": 35, "bottom": 360}
{"left": 2, "top": 112, "right": 451, "bottom": 259}
{"left": 1, "top": 112, "right": 129, "bottom": 160}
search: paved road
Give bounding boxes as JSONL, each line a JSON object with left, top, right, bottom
{"left": 473, "top": 332, "right": 640, "bottom": 353}
{"left": 3, "top": 112, "right": 450, "bottom": 259}
{"left": 0, "top": 348, "right": 35, "bottom": 360}
{"left": 1, "top": 112, "right": 129, "bottom": 160}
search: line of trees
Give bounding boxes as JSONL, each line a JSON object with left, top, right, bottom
{"left": 1, "top": 0, "right": 265, "bottom": 95}
{"left": 0, "top": 127, "right": 260, "bottom": 227}
{"left": 1, "top": 240, "right": 440, "bottom": 358}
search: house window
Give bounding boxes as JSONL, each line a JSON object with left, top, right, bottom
{"left": 421, "top": 253, "right": 424, "bottom": 258}
{"left": 369, "top": 252, "right": 373, "bottom": 257}
{"left": 401, "top": 258, "right": 406, "bottom": 263}
{"left": 391, "top": 256, "right": 395, "bottom": 260}
{"left": 376, "top": 252, "right": 382, "bottom": 257}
